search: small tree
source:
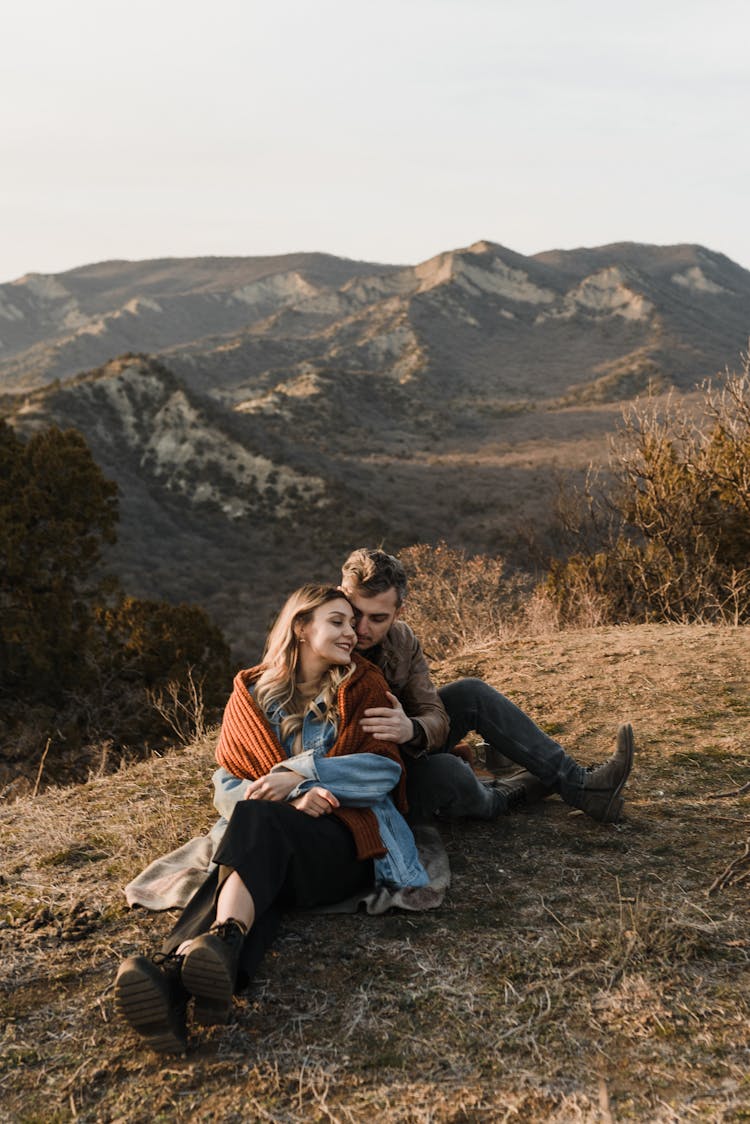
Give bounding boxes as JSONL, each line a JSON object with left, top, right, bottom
{"left": 0, "top": 422, "right": 232, "bottom": 789}
{"left": 0, "top": 423, "right": 118, "bottom": 701}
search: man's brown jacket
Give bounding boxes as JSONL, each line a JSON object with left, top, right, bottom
{"left": 363, "top": 620, "right": 449, "bottom": 755}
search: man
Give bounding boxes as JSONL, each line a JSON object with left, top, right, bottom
{"left": 340, "top": 547, "right": 634, "bottom": 824}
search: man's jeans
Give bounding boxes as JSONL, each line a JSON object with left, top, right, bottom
{"left": 405, "top": 678, "right": 586, "bottom": 821}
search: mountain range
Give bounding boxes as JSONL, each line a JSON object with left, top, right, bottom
{"left": 3, "top": 240, "right": 749, "bottom": 654}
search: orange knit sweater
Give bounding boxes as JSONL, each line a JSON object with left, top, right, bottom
{"left": 215, "top": 654, "right": 407, "bottom": 860}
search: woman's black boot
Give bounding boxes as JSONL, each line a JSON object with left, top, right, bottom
{"left": 181, "top": 918, "right": 246, "bottom": 1025}
{"left": 114, "top": 951, "right": 188, "bottom": 1054}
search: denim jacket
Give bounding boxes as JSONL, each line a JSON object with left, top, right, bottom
{"left": 213, "top": 693, "right": 428, "bottom": 889}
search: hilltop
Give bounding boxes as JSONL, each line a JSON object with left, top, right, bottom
{"left": 2, "top": 623, "right": 749, "bottom": 1121}
{"left": 4, "top": 240, "right": 750, "bottom": 654}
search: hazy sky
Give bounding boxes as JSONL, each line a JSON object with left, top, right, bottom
{"left": 3, "top": 0, "right": 749, "bottom": 283}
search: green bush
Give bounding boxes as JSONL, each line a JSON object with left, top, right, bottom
{"left": 0, "top": 422, "right": 231, "bottom": 791}
{"left": 0, "top": 422, "right": 118, "bottom": 700}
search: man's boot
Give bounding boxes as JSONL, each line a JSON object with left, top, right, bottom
{"left": 181, "top": 918, "right": 246, "bottom": 1025}
{"left": 482, "top": 742, "right": 518, "bottom": 774}
{"left": 114, "top": 951, "right": 188, "bottom": 1054}
{"left": 489, "top": 770, "right": 554, "bottom": 814}
{"left": 572, "top": 723, "right": 635, "bottom": 823}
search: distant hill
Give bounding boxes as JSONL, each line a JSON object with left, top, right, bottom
{"left": 0, "top": 253, "right": 403, "bottom": 392}
{"left": 3, "top": 241, "right": 748, "bottom": 399}
{"left": 3, "top": 241, "right": 749, "bottom": 653}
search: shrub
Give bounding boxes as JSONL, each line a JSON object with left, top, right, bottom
{"left": 545, "top": 351, "right": 750, "bottom": 626}
{"left": 399, "top": 541, "right": 533, "bottom": 658}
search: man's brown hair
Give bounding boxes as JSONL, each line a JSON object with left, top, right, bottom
{"left": 341, "top": 548, "right": 408, "bottom": 607}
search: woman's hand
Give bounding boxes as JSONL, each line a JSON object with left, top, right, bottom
{"left": 244, "top": 770, "right": 304, "bottom": 802}
{"left": 290, "top": 787, "right": 340, "bottom": 817}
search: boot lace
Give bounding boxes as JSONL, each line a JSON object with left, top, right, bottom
{"left": 152, "top": 949, "right": 184, "bottom": 971}
{"left": 209, "top": 919, "right": 246, "bottom": 950}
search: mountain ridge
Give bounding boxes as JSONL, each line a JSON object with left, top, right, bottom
{"left": 2, "top": 240, "right": 748, "bottom": 395}
{"left": 3, "top": 238, "right": 749, "bottom": 653}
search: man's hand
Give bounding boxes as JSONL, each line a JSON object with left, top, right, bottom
{"left": 360, "top": 691, "right": 414, "bottom": 744}
{"left": 244, "top": 770, "right": 304, "bottom": 802}
{"left": 290, "top": 787, "right": 340, "bottom": 817}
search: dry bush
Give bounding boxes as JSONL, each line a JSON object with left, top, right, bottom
{"left": 399, "top": 541, "right": 534, "bottom": 657}
{"left": 147, "top": 665, "right": 208, "bottom": 745}
{"left": 546, "top": 351, "right": 750, "bottom": 626}
{"left": 523, "top": 578, "right": 608, "bottom": 633}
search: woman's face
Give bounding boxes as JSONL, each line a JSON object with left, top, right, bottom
{"left": 299, "top": 598, "right": 357, "bottom": 667}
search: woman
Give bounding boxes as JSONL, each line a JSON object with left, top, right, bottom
{"left": 115, "top": 585, "right": 427, "bottom": 1053}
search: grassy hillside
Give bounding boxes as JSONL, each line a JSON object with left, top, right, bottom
{"left": 2, "top": 624, "right": 749, "bottom": 1122}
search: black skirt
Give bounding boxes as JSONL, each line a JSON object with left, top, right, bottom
{"left": 164, "top": 800, "right": 373, "bottom": 988}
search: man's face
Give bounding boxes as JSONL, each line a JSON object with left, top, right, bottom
{"left": 342, "top": 585, "right": 401, "bottom": 651}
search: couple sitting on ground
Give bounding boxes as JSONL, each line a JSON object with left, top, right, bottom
{"left": 115, "top": 548, "right": 635, "bottom": 1053}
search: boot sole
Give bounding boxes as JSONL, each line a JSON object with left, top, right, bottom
{"left": 114, "top": 961, "right": 187, "bottom": 1054}
{"left": 182, "top": 944, "right": 234, "bottom": 1025}
{"left": 600, "top": 724, "right": 634, "bottom": 823}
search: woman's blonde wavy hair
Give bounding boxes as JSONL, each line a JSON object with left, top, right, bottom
{"left": 254, "top": 585, "right": 355, "bottom": 744}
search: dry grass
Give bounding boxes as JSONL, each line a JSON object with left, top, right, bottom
{"left": 1, "top": 624, "right": 749, "bottom": 1122}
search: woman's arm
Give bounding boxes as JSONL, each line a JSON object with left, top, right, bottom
{"left": 244, "top": 770, "right": 304, "bottom": 802}
{"left": 290, "top": 752, "right": 402, "bottom": 806}
{"left": 212, "top": 764, "right": 304, "bottom": 818}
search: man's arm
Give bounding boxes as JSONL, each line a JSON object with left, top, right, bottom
{"left": 361, "top": 627, "right": 449, "bottom": 753}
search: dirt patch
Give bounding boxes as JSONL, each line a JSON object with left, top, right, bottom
{"left": 1, "top": 625, "right": 749, "bottom": 1121}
